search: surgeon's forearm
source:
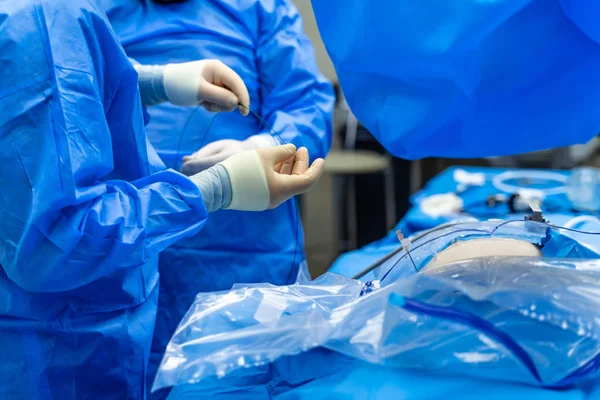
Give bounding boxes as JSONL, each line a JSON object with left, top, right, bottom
{"left": 134, "top": 64, "right": 169, "bottom": 106}
{"left": 3, "top": 171, "right": 209, "bottom": 293}
{"left": 189, "top": 165, "right": 232, "bottom": 212}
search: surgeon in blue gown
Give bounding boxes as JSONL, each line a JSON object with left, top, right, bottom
{"left": 103, "top": 0, "right": 335, "bottom": 393}
{"left": 163, "top": 1, "right": 600, "bottom": 399}
{"left": 0, "top": 0, "right": 324, "bottom": 398}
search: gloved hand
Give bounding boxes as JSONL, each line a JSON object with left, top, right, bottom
{"left": 162, "top": 60, "right": 250, "bottom": 115}
{"left": 213, "top": 144, "right": 324, "bottom": 211}
{"left": 181, "top": 134, "right": 275, "bottom": 176}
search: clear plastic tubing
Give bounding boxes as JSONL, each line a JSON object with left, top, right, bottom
{"left": 492, "top": 170, "right": 567, "bottom": 195}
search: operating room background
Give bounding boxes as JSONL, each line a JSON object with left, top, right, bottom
{"left": 293, "top": 0, "right": 600, "bottom": 277}
{"left": 294, "top": 0, "right": 414, "bottom": 277}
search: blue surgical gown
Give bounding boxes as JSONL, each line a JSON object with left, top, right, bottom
{"left": 0, "top": 0, "right": 208, "bottom": 398}
{"left": 102, "top": 0, "right": 335, "bottom": 395}
{"left": 312, "top": 0, "right": 600, "bottom": 159}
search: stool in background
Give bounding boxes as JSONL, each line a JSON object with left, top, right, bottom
{"left": 325, "top": 110, "right": 396, "bottom": 252}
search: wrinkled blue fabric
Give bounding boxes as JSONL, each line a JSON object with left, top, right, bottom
{"left": 273, "top": 361, "right": 600, "bottom": 400}
{"left": 311, "top": 0, "right": 600, "bottom": 159}
{"left": 167, "top": 353, "right": 600, "bottom": 400}
{"left": 0, "top": 0, "right": 208, "bottom": 398}
{"left": 102, "top": 0, "right": 335, "bottom": 396}
{"left": 134, "top": 62, "right": 169, "bottom": 106}
{"left": 189, "top": 165, "right": 232, "bottom": 213}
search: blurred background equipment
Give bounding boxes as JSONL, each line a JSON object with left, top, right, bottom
{"left": 301, "top": 84, "right": 600, "bottom": 277}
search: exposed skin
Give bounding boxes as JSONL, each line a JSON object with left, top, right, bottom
{"left": 422, "top": 238, "right": 542, "bottom": 272}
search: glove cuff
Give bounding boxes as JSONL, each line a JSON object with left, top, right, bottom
{"left": 218, "top": 150, "right": 270, "bottom": 211}
{"left": 163, "top": 61, "right": 205, "bottom": 106}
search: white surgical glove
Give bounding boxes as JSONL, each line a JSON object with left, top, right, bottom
{"left": 181, "top": 134, "right": 276, "bottom": 176}
{"left": 216, "top": 144, "right": 324, "bottom": 211}
{"left": 162, "top": 60, "right": 250, "bottom": 115}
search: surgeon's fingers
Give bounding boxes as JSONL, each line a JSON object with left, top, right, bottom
{"left": 196, "top": 142, "right": 226, "bottom": 158}
{"left": 283, "top": 158, "right": 324, "bottom": 196}
{"left": 197, "top": 80, "right": 238, "bottom": 112}
{"left": 199, "top": 152, "right": 228, "bottom": 168}
{"left": 203, "top": 103, "right": 230, "bottom": 113}
{"left": 182, "top": 152, "right": 214, "bottom": 165}
{"left": 183, "top": 150, "right": 202, "bottom": 163}
{"left": 291, "top": 147, "right": 309, "bottom": 175}
{"left": 279, "top": 155, "right": 295, "bottom": 175}
{"left": 218, "top": 73, "right": 250, "bottom": 116}
{"left": 182, "top": 143, "right": 220, "bottom": 164}
{"left": 181, "top": 159, "right": 211, "bottom": 176}
{"left": 205, "top": 61, "right": 250, "bottom": 116}
{"left": 182, "top": 152, "right": 199, "bottom": 163}
{"left": 260, "top": 144, "right": 297, "bottom": 165}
